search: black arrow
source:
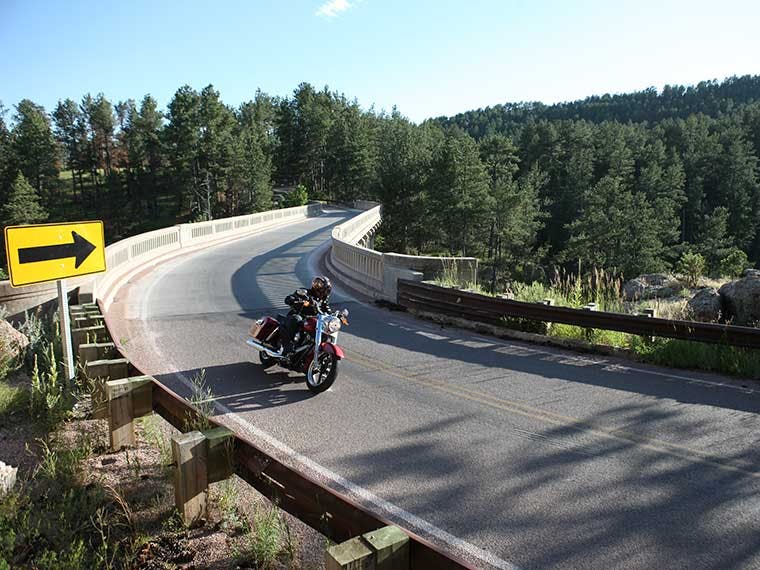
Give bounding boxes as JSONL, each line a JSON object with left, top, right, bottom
{"left": 18, "top": 231, "right": 97, "bottom": 269}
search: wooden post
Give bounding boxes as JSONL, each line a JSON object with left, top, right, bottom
{"left": 86, "top": 358, "right": 130, "bottom": 419}
{"left": 643, "top": 307, "right": 656, "bottom": 342}
{"left": 105, "top": 376, "right": 152, "bottom": 451}
{"left": 70, "top": 304, "right": 101, "bottom": 317}
{"left": 72, "top": 325, "right": 108, "bottom": 351}
{"left": 326, "top": 526, "right": 410, "bottom": 570}
{"left": 172, "top": 431, "right": 209, "bottom": 526}
{"left": 78, "top": 342, "right": 118, "bottom": 365}
{"left": 327, "top": 537, "right": 375, "bottom": 570}
{"left": 542, "top": 298, "right": 555, "bottom": 333}
{"left": 362, "top": 526, "right": 409, "bottom": 570}
{"left": 72, "top": 315, "right": 104, "bottom": 329}
{"left": 583, "top": 302, "right": 598, "bottom": 342}
{"left": 205, "top": 427, "right": 235, "bottom": 484}
{"left": 171, "top": 428, "right": 235, "bottom": 526}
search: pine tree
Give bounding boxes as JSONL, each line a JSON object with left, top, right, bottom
{"left": 428, "top": 129, "right": 493, "bottom": 257}
{"left": 11, "top": 100, "right": 59, "bottom": 204}
{"left": 565, "top": 175, "right": 664, "bottom": 277}
{"left": 2, "top": 173, "right": 48, "bottom": 226}
{"left": 235, "top": 101, "right": 273, "bottom": 213}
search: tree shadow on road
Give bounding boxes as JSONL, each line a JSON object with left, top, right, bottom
{"left": 330, "top": 406, "right": 760, "bottom": 569}
{"left": 339, "top": 304, "right": 760, "bottom": 416}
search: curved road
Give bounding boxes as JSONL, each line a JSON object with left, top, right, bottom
{"left": 110, "top": 209, "right": 760, "bottom": 570}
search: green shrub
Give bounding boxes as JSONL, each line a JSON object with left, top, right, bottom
{"left": 283, "top": 184, "right": 308, "bottom": 208}
{"left": 631, "top": 336, "right": 760, "bottom": 378}
{"left": 718, "top": 248, "right": 749, "bottom": 278}
{"left": 676, "top": 252, "right": 705, "bottom": 288}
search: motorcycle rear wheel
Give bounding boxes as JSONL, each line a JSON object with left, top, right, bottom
{"left": 306, "top": 352, "right": 338, "bottom": 394}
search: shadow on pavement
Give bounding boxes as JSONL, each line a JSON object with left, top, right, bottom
{"left": 329, "top": 406, "right": 760, "bottom": 569}
{"left": 339, "top": 300, "right": 760, "bottom": 416}
{"left": 154, "top": 361, "right": 315, "bottom": 411}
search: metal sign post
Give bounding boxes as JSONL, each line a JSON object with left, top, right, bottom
{"left": 56, "top": 279, "right": 75, "bottom": 381}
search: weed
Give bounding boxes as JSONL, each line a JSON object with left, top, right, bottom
{"left": 0, "top": 378, "right": 28, "bottom": 421}
{"left": 125, "top": 447, "right": 142, "bottom": 480}
{"left": 631, "top": 337, "right": 760, "bottom": 379}
{"left": 215, "top": 479, "right": 247, "bottom": 532}
{"left": 236, "top": 505, "right": 288, "bottom": 569}
{"left": 140, "top": 414, "right": 173, "bottom": 468}
{"left": 184, "top": 369, "right": 215, "bottom": 432}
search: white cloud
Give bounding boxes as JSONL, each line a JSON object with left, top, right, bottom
{"left": 316, "top": 0, "right": 353, "bottom": 18}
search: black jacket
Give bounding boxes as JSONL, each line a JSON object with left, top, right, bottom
{"left": 285, "top": 288, "right": 331, "bottom": 316}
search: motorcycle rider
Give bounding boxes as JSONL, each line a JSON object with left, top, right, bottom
{"left": 280, "top": 276, "right": 332, "bottom": 359}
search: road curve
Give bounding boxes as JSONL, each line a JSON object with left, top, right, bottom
{"left": 110, "top": 209, "right": 760, "bottom": 570}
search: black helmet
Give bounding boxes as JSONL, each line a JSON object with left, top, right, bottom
{"left": 311, "top": 276, "right": 332, "bottom": 300}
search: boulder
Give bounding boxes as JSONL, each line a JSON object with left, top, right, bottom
{"left": 687, "top": 288, "right": 722, "bottom": 322}
{"left": 0, "top": 320, "right": 28, "bottom": 360}
{"left": 623, "top": 274, "right": 678, "bottom": 301}
{"left": 719, "top": 272, "right": 760, "bottom": 326}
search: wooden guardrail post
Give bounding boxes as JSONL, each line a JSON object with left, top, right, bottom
{"left": 78, "top": 342, "right": 117, "bottom": 364}
{"left": 171, "top": 427, "right": 234, "bottom": 526}
{"left": 72, "top": 315, "right": 104, "bottom": 329}
{"left": 583, "top": 303, "right": 598, "bottom": 341}
{"left": 105, "top": 376, "right": 153, "bottom": 451}
{"left": 642, "top": 308, "right": 656, "bottom": 342}
{"left": 86, "top": 358, "right": 130, "bottom": 419}
{"left": 326, "top": 525, "right": 410, "bottom": 570}
{"left": 72, "top": 325, "right": 108, "bottom": 352}
{"left": 542, "top": 299, "right": 555, "bottom": 332}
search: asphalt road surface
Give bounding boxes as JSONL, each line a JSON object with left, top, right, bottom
{"left": 110, "top": 209, "right": 760, "bottom": 569}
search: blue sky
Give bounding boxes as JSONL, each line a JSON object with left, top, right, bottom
{"left": 1, "top": 0, "right": 758, "bottom": 123}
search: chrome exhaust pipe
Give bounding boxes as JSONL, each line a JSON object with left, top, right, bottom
{"left": 246, "top": 337, "right": 283, "bottom": 358}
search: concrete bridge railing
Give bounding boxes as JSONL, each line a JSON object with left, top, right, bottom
{"left": 1, "top": 204, "right": 323, "bottom": 317}
{"left": 328, "top": 203, "right": 478, "bottom": 303}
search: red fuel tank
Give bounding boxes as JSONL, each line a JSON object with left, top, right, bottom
{"left": 303, "top": 317, "right": 317, "bottom": 333}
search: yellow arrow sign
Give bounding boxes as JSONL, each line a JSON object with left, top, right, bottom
{"left": 4, "top": 221, "right": 106, "bottom": 287}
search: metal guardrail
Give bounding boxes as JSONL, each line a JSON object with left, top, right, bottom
{"left": 397, "top": 280, "right": 760, "bottom": 349}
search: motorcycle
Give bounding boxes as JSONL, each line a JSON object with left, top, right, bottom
{"left": 245, "top": 297, "right": 349, "bottom": 394}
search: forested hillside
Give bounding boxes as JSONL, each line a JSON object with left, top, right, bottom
{"left": 1, "top": 75, "right": 760, "bottom": 287}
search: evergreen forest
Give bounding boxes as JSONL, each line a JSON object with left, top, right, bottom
{"left": 2, "top": 75, "right": 760, "bottom": 286}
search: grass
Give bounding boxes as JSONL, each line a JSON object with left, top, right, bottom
{"left": 0, "top": 378, "right": 28, "bottom": 421}
{"left": 184, "top": 369, "right": 215, "bottom": 432}
{"left": 429, "top": 267, "right": 760, "bottom": 379}
{"left": 139, "top": 414, "right": 173, "bottom": 469}
{"left": 235, "top": 504, "right": 296, "bottom": 569}
{"left": 632, "top": 337, "right": 760, "bottom": 378}
{"left": 215, "top": 479, "right": 249, "bottom": 533}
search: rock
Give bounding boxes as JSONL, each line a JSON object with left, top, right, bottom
{"left": 719, "top": 272, "right": 760, "bottom": 326}
{"left": 0, "top": 461, "right": 17, "bottom": 495}
{"left": 0, "top": 320, "right": 28, "bottom": 361}
{"left": 687, "top": 288, "right": 722, "bottom": 322}
{"left": 623, "top": 274, "right": 678, "bottom": 301}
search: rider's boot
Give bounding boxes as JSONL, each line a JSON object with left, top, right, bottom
{"left": 282, "top": 332, "right": 300, "bottom": 361}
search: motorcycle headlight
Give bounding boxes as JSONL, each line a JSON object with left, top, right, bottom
{"left": 326, "top": 316, "right": 342, "bottom": 333}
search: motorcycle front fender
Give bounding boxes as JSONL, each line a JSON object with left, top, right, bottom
{"left": 320, "top": 342, "right": 345, "bottom": 360}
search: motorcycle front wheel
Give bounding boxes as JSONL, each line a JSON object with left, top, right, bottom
{"left": 306, "top": 352, "right": 338, "bottom": 394}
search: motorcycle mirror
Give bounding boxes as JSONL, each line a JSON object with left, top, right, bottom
{"left": 340, "top": 308, "right": 349, "bottom": 318}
